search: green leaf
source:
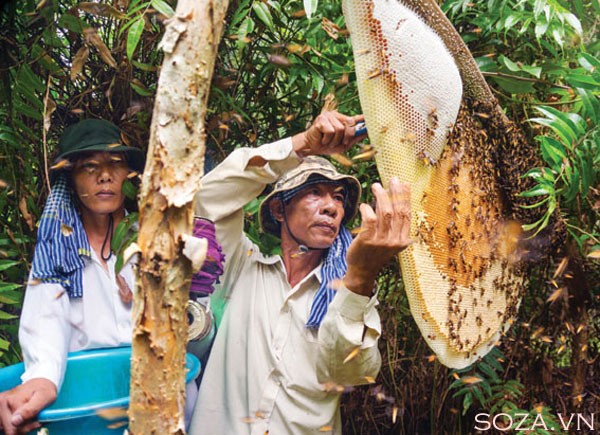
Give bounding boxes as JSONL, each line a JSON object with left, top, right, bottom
{"left": 252, "top": 2, "right": 274, "bottom": 29}
{"left": 503, "top": 14, "right": 520, "bottom": 32}
{"left": 539, "top": 136, "right": 567, "bottom": 168}
{"left": 0, "top": 293, "right": 19, "bottom": 304}
{"left": 519, "top": 197, "right": 550, "bottom": 209}
{"left": 0, "top": 338, "right": 9, "bottom": 351}
{"left": 578, "top": 153, "right": 593, "bottom": 198}
{"left": 521, "top": 65, "right": 542, "bottom": 78}
{"left": 112, "top": 212, "right": 139, "bottom": 254}
{"left": 0, "top": 260, "right": 19, "bottom": 272}
{"left": 471, "top": 386, "right": 486, "bottom": 406}
{"left": 59, "top": 13, "right": 87, "bottom": 33}
{"left": 578, "top": 53, "right": 600, "bottom": 71}
{"left": 498, "top": 55, "right": 521, "bottom": 72}
{"left": 563, "top": 165, "right": 580, "bottom": 203}
{"left": 534, "top": 17, "right": 548, "bottom": 40}
{"left": 0, "top": 283, "right": 21, "bottom": 292}
{"left": 151, "top": 0, "right": 174, "bottom": 17}
{"left": 122, "top": 180, "right": 139, "bottom": 200}
{"left": 303, "top": 0, "right": 318, "bottom": 19}
{"left": 519, "top": 185, "right": 553, "bottom": 198}
{"left": 127, "top": 17, "right": 145, "bottom": 60}
{"left": 479, "top": 378, "right": 492, "bottom": 397}
{"left": 462, "top": 391, "right": 473, "bottom": 414}
{"left": 114, "top": 231, "right": 138, "bottom": 274}
{"left": 229, "top": 0, "right": 251, "bottom": 28}
{"left": 0, "top": 311, "right": 17, "bottom": 320}
{"left": 131, "top": 60, "right": 158, "bottom": 72}
{"left": 478, "top": 362, "right": 499, "bottom": 381}
{"left": 236, "top": 16, "right": 254, "bottom": 47}
{"left": 537, "top": 106, "right": 584, "bottom": 135}
{"left": 563, "top": 12, "right": 582, "bottom": 35}
{"left": 531, "top": 113, "right": 574, "bottom": 148}
{"left": 130, "top": 81, "right": 154, "bottom": 97}
{"left": 577, "top": 88, "right": 600, "bottom": 124}
{"left": 566, "top": 73, "right": 600, "bottom": 90}
{"left": 491, "top": 76, "right": 536, "bottom": 94}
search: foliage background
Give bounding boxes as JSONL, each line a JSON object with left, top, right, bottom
{"left": 0, "top": 0, "right": 598, "bottom": 432}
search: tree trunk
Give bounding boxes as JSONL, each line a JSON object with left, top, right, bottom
{"left": 565, "top": 242, "right": 591, "bottom": 411}
{"left": 129, "top": 0, "right": 229, "bottom": 432}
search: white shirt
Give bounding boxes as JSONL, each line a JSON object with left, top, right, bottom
{"left": 189, "top": 139, "right": 382, "bottom": 435}
{"left": 19, "top": 250, "right": 135, "bottom": 389}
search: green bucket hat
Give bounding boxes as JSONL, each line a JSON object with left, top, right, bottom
{"left": 55, "top": 119, "right": 145, "bottom": 173}
{"left": 259, "top": 156, "right": 361, "bottom": 236}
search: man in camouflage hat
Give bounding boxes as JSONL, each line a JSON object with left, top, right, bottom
{"left": 190, "top": 110, "right": 412, "bottom": 434}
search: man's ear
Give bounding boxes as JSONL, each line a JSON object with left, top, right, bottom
{"left": 269, "top": 199, "right": 284, "bottom": 223}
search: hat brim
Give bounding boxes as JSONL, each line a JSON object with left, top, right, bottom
{"left": 56, "top": 145, "right": 146, "bottom": 173}
{"left": 259, "top": 171, "right": 361, "bottom": 236}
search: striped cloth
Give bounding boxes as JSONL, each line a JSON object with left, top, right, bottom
{"left": 30, "top": 174, "right": 91, "bottom": 298}
{"left": 306, "top": 226, "right": 353, "bottom": 328}
{"left": 277, "top": 176, "right": 354, "bottom": 328}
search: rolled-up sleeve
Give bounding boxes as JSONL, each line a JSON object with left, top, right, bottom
{"left": 316, "top": 286, "right": 382, "bottom": 386}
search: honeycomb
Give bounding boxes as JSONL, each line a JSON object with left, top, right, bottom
{"left": 343, "top": 0, "right": 523, "bottom": 368}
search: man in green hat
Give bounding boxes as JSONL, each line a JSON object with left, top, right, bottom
{"left": 0, "top": 119, "right": 145, "bottom": 434}
{"left": 189, "top": 110, "right": 412, "bottom": 434}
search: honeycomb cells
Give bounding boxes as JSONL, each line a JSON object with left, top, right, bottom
{"left": 343, "top": 0, "right": 522, "bottom": 368}
{"left": 345, "top": 0, "right": 462, "bottom": 171}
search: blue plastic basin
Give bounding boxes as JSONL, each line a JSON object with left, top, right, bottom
{"left": 0, "top": 346, "right": 200, "bottom": 434}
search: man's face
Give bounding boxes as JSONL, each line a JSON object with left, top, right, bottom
{"left": 71, "top": 151, "right": 129, "bottom": 217}
{"left": 280, "top": 182, "right": 346, "bottom": 249}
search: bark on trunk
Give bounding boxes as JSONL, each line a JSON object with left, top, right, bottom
{"left": 129, "top": 0, "right": 229, "bottom": 432}
{"left": 565, "top": 242, "right": 591, "bottom": 411}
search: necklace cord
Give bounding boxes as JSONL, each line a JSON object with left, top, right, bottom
{"left": 101, "top": 213, "right": 114, "bottom": 261}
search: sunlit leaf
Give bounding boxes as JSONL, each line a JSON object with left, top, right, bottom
{"left": 151, "top": 0, "right": 175, "bottom": 17}
{"left": 303, "top": 0, "right": 318, "bottom": 19}
{"left": 252, "top": 3, "right": 273, "bottom": 29}
{"left": 127, "top": 17, "right": 145, "bottom": 60}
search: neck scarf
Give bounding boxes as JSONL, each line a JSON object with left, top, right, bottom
{"left": 306, "top": 226, "right": 353, "bottom": 328}
{"left": 30, "top": 174, "right": 91, "bottom": 298}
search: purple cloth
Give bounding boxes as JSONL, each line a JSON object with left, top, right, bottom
{"left": 190, "top": 218, "right": 225, "bottom": 294}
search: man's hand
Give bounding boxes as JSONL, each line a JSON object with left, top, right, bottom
{"left": 292, "top": 111, "right": 366, "bottom": 157}
{"left": 0, "top": 378, "right": 57, "bottom": 434}
{"left": 344, "top": 178, "right": 412, "bottom": 296}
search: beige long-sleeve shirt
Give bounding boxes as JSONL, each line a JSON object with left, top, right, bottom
{"left": 189, "top": 138, "right": 381, "bottom": 435}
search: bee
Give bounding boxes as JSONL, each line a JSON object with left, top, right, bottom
{"left": 417, "top": 150, "right": 436, "bottom": 166}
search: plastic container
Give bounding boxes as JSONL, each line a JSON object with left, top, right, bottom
{"left": 0, "top": 346, "right": 200, "bottom": 434}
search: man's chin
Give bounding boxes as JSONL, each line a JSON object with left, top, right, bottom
{"left": 309, "top": 236, "right": 337, "bottom": 250}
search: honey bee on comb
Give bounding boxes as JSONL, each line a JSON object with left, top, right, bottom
{"left": 342, "top": 0, "right": 545, "bottom": 368}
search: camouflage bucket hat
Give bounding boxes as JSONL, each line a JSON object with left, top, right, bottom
{"left": 259, "top": 156, "right": 361, "bottom": 236}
